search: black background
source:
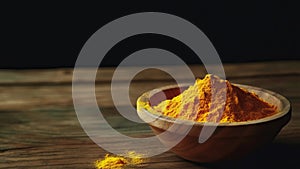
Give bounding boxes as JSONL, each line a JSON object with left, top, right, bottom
{"left": 1, "top": 0, "right": 299, "bottom": 68}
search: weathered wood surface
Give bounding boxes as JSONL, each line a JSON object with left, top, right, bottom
{"left": 0, "top": 61, "right": 299, "bottom": 168}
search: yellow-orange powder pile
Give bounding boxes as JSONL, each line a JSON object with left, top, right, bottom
{"left": 94, "top": 151, "right": 144, "bottom": 169}
{"left": 153, "top": 74, "right": 277, "bottom": 122}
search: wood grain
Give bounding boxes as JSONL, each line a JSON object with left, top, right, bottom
{"left": 0, "top": 61, "right": 299, "bottom": 168}
{"left": 0, "top": 61, "right": 298, "bottom": 84}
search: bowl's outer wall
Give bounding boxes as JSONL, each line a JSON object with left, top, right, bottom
{"left": 149, "top": 110, "right": 291, "bottom": 162}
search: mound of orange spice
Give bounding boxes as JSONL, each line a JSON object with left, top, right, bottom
{"left": 153, "top": 74, "right": 277, "bottom": 122}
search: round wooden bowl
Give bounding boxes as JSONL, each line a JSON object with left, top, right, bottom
{"left": 137, "top": 84, "right": 291, "bottom": 163}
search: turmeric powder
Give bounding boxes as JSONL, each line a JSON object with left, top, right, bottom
{"left": 94, "top": 154, "right": 128, "bottom": 169}
{"left": 94, "top": 151, "right": 144, "bottom": 169}
{"left": 152, "top": 74, "right": 277, "bottom": 122}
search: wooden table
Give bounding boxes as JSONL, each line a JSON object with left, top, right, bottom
{"left": 1, "top": 61, "right": 299, "bottom": 169}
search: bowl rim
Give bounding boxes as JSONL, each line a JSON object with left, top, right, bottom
{"left": 137, "top": 83, "right": 291, "bottom": 126}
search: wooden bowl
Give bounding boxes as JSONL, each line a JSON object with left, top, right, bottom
{"left": 137, "top": 84, "right": 291, "bottom": 163}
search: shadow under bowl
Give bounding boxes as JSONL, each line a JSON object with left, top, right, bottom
{"left": 137, "top": 84, "right": 291, "bottom": 163}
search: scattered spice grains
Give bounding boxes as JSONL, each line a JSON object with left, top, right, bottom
{"left": 94, "top": 151, "right": 144, "bottom": 169}
{"left": 152, "top": 74, "right": 277, "bottom": 122}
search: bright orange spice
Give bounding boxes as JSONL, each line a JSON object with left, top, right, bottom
{"left": 94, "top": 151, "right": 144, "bottom": 169}
{"left": 152, "top": 74, "right": 277, "bottom": 122}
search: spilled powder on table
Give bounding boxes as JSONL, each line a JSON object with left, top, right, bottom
{"left": 94, "top": 151, "right": 144, "bottom": 169}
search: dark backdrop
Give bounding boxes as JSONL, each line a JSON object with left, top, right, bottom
{"left": 1, "top": 1, "right": 299, "bottom": 68}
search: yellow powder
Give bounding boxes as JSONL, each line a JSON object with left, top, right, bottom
{"left": 95, "top": 154, "right": 127, "bottom": 169}
{"left": 94, "top": 151, "right": 144, "bottom": 169}
{"left": 152, "top": 74, "right": 277, "bottom": 122}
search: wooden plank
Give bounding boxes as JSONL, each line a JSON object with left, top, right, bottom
{"left": 0, "top": 75, "right": 298, "bottom": 110}
{"left": 1, "top": 102, "right": 300, "bottom": 168}
{"left": 1, "top": 104, "right": 300, "bottom": 168}
{"left": 0, "top": 61, "right": 299, "bottom": 84}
